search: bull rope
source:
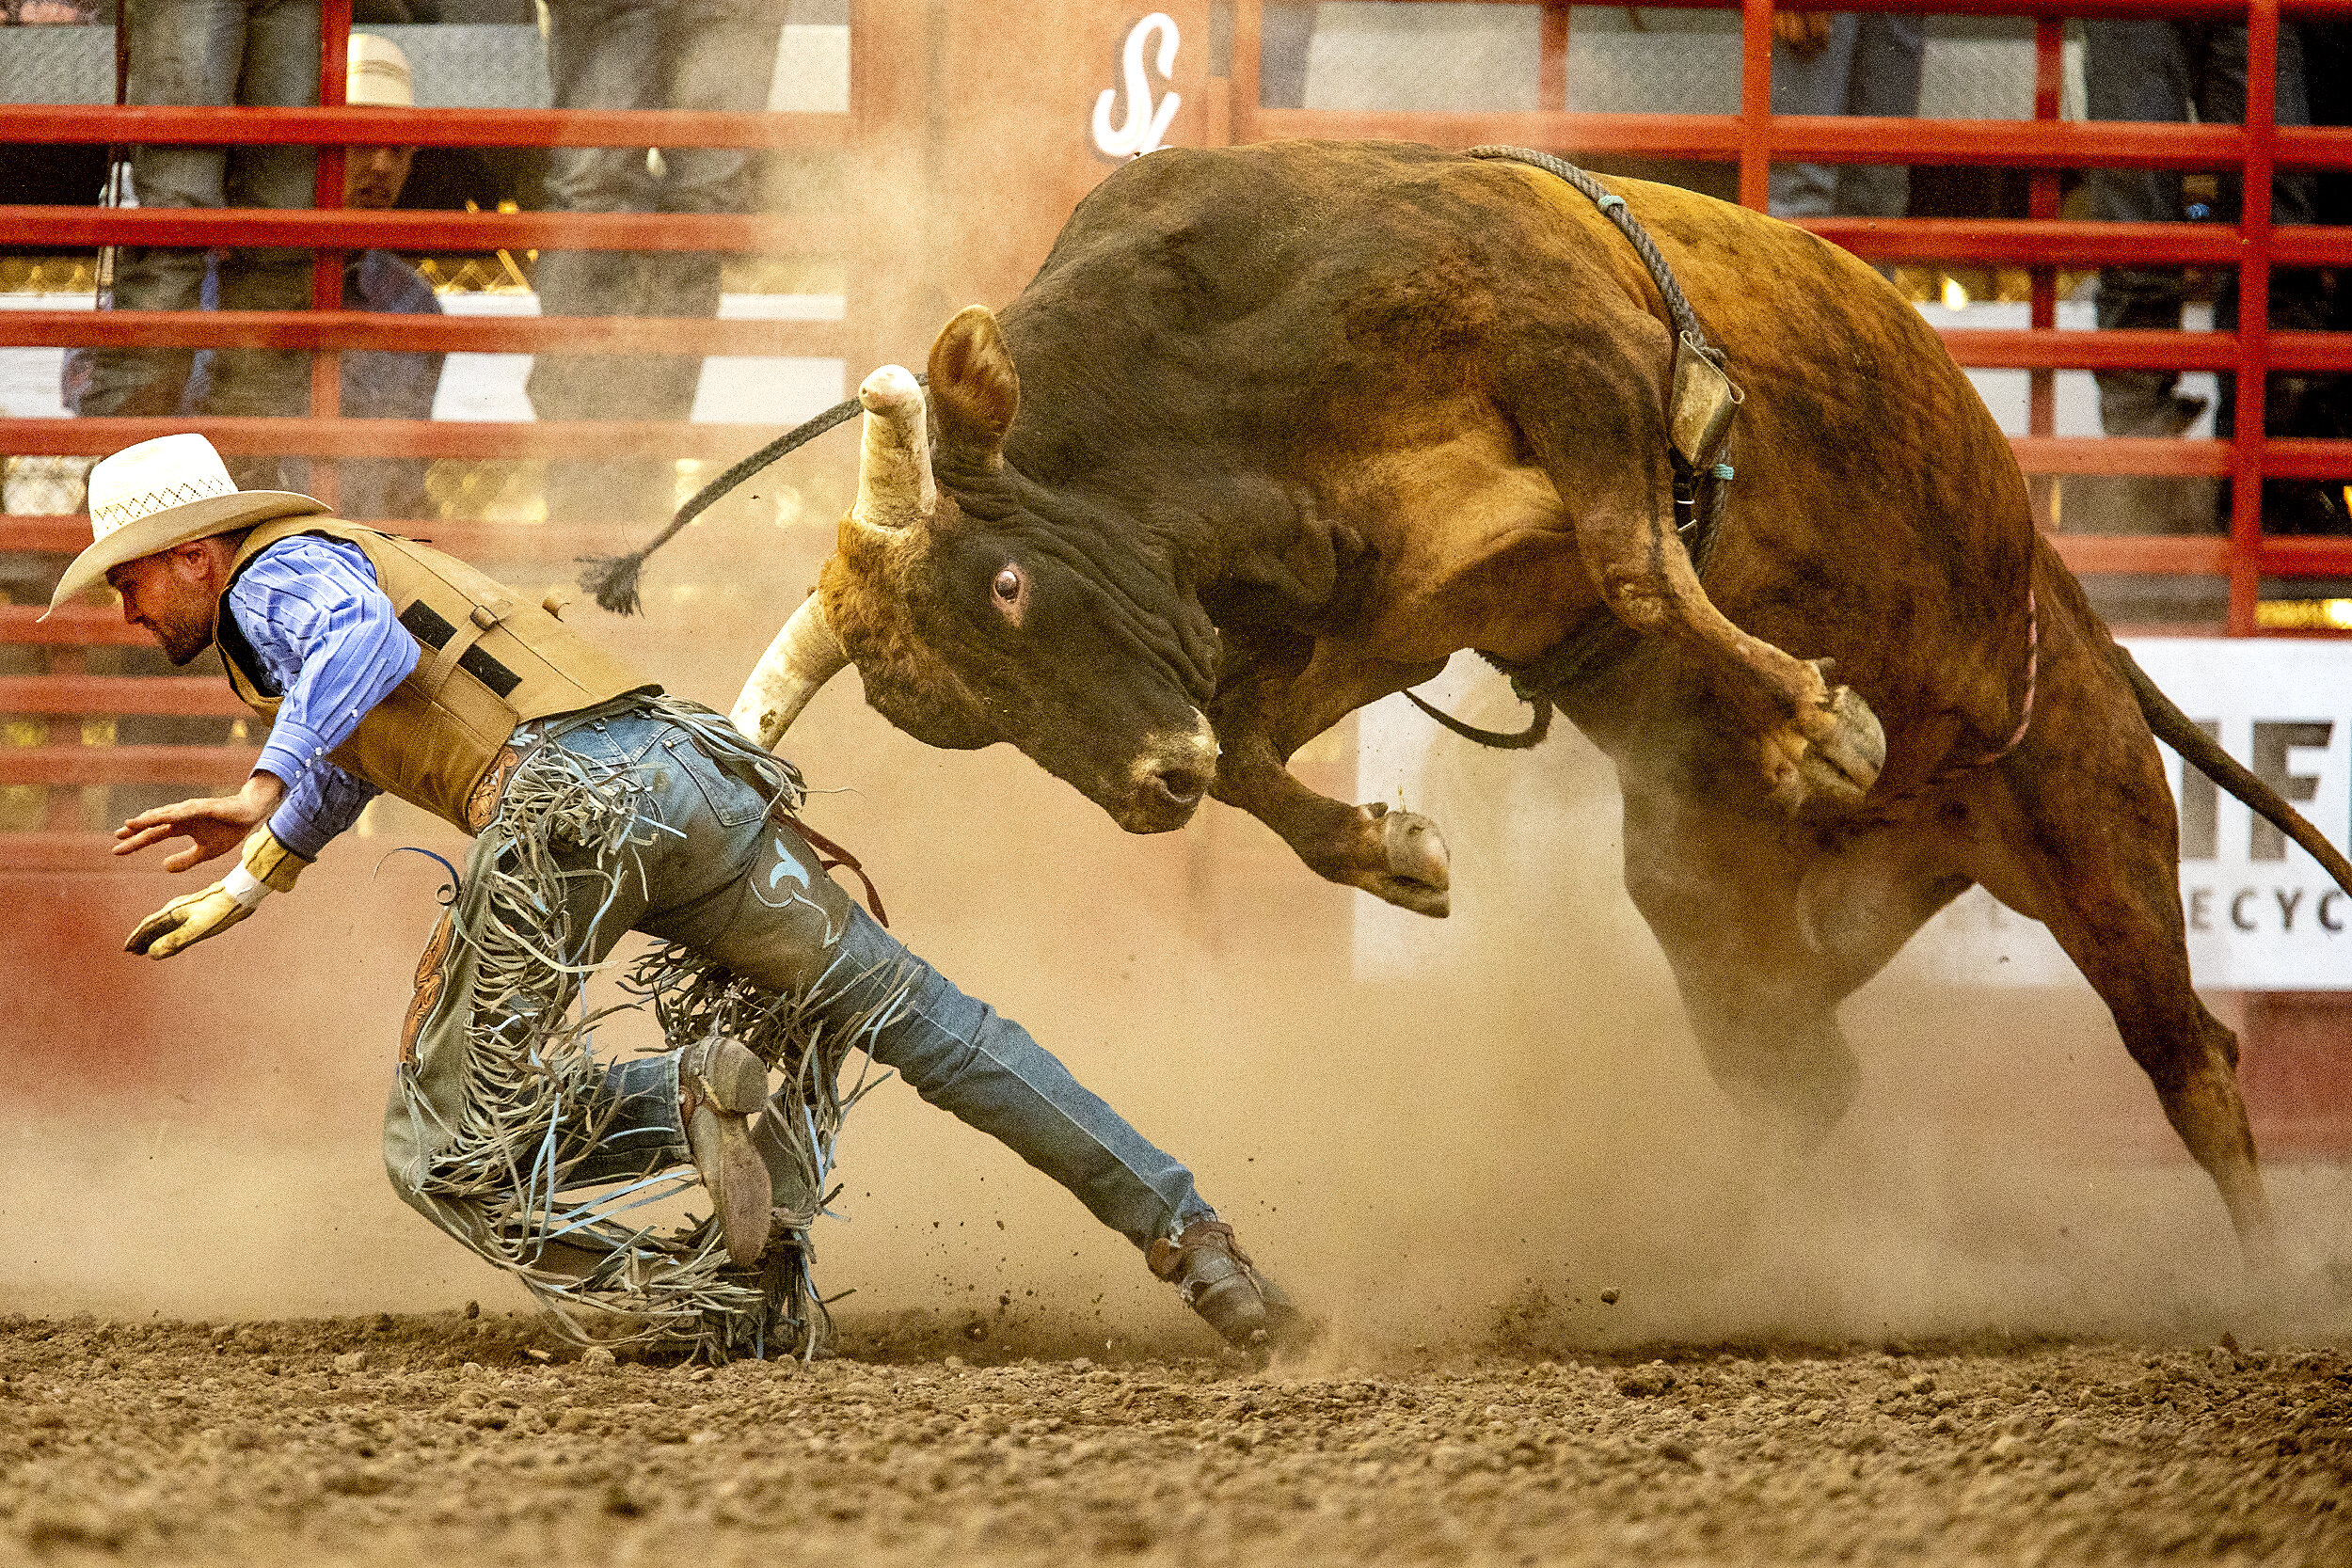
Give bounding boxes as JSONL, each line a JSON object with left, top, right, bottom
{"left": 1829, "top": 585, "right": 2041, "bottom": 834}
{"left": 1970, "top": 584, "right": 2040, "bottom": 765}
{"left": 1406, "top": 146, "right": 1740, "bottom": 746}
{"left": 1422, "top": 147, "right": 2042, "bottom": 789}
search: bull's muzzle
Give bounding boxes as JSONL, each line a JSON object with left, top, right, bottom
{"left": 1119, "top": 712, "right": 1220, "bottom": 832}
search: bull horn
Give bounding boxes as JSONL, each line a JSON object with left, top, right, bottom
{"left": 731, "top": 592, "right": 849, "bottom": 751}
{"left": 850, "top": 363, "right": 935, "bottom": 533}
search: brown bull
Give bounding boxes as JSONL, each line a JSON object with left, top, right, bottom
{"left": 707, "top": 140, "right": 2347, "bottom": 1273}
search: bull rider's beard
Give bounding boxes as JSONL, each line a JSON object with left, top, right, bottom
{"left": 150, "top": 601, "right": 218, "bottom": 667}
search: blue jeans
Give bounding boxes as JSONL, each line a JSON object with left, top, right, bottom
{"left": 1768, "top": 13, "right": 1923, "bottom": 222}
{"left": 81, "top": 0, "right": 319, "bottom": 457}
{"left": 392, "top": 700, "right": 1213, "bottom": 1257}
{"left": 526, "top": 0, "right": 785, "bottom": 521}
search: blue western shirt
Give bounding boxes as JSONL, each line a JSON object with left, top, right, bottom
{"left": 225, "top": 534, "right": 420, "bottom": 858}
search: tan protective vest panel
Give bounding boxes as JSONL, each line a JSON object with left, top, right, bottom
{"left": 215, "top": 516, "right": 657, "bottom": 832}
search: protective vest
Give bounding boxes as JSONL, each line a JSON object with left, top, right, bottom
{"left": 215, "top": 516, "right": 657, "bottom": 832}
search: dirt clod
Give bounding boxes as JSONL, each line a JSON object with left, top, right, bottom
{"left": 1615, "top": 1360, "right": 1678, "bottom": 1397}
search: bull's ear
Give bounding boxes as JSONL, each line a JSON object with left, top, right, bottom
{"left": 929, "top": 305, "right": 1020, "bottom": 467}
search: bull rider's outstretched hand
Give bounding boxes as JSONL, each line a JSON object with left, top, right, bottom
{"left": 117, "top": 774, "right": 310, "bottom": 960}
{"left": 114, "top": 772, "right": 285, "bottom": 873}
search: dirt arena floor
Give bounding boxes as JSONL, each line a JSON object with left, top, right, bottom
{"left": 9, "top": 640, "right": 2351, "bottom": 1566}
{"left": 2, "top": 1307, "right": 2346, "bottom": 1568}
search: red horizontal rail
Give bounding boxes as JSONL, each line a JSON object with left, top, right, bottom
{"left": 0, "top": 309, "right": 847, "bottom": 357}
{"left": 0, "top": 832, "right": 180, "bottom": 874}
{"left": 1778, "top": 118, "right": 2352, "bottom": 172}
{"left": 0, "top": 206, "right": 831, "bottom": 255}
{"left": 1776, "top": 117, "right": 2229, "bottom": 169}
{"left": 1251, "top": 108, "right": 1739, "bottom": 159}
{"left": 1, "top": 418, "right": 2310, "bottom": 474}
{"left": 2260, "top": 439, "right": 2352, "bottom": 481}
{"left": 2261, "top": 536, "right": 2352, "bottom": 576}
{"left": 1251, "top": 109, "right": 2352, "bottom": 173}
{"left": 15, "top": 83, "right": 2343, "bottom": 171}
{"left": 2263, "top": 229, "right": 2352, "bottom": 267}
{"left": 0, "top": 745, "right": 258, "bottom": 787}
{"left": 23, "top": 313, "right": 2323, "bottom": 377}
{"left": 0, "top": 517, "right": 87, "bottom": 552}
{"left": 0, "top": 517, "right": 665, "bottom": 562}
{"left": 2045, "top": 533, "right": 2352, "bottom": 578}
{"left": 2011, "top": 436, "right": 2232, "bottom": 477}
{"left": 0, "top": 105, "right": 850, "bottom": 151}
{"left": 0, "top": 417, "right": 793, "bottom": 461}
{"left": 1, "top": 607, "right": 150, "bottom": 646}
{"left": 2048, "top": 535, "right": 2237, "bottom": 576}
{"left": 8, "top": 208, "right": 2333, "bottom": 276}
{"left": 1935, "top": 328, "right": 2351, "bottom": 374}
{"left": 1242, "top": 112, "right": 2352, "bottom": 173}
{"left": 0, "top": 677, "right": 250, "bottom": 718}
{"left": 1804, "top": 216, "right": 2270, "bottom": 265}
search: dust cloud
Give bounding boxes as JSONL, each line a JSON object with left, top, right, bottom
{"left": 7, "top": 100, "right": 2342, "bottom": 1344}
{"left": 7, "top": 526, "right": 2342, "bottom": 1351}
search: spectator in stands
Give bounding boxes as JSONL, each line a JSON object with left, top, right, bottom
{"left": 525, "top": 0, "right": 785, "bottom": 526}
{"left": 72, "top": 0, "right": 321, "bottom": 489}
{"left": 2083, "top": 21, "right": 2325, "bottom": 460}
{"left": 68, "top": 32, "right": 444, "bottom": 518}
{"left": 1768, "top": 9, "right": 1923, "bottom": 227}
{"left": 198, "top": 33, "right": 443, "bottom": 519}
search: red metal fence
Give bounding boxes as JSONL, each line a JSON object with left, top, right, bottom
{"left": 0, "top": 0, "right": 932, "bottom": 865}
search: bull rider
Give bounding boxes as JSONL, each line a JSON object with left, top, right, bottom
{"left": 54, "top": 432, "right": 1306, "bottom": 1358}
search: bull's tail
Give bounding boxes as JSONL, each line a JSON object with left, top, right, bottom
{"left": 2116, "top": 643, "right": 2352, "bottom": 898}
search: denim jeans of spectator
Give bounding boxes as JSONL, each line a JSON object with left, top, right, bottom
{"left": 393, "top": 699, "right": 1215, "bottom": 1258}
{"left": 2085, "top": 20, "right": 2319, "bottom": 434}
{"left": 526, "top": 0, "right": 787, "bottom": 524}
{"left": 80, "top": 0, "right": 319, "bottom": 481}
{"left": 1768, "top": 13, "right": 1923, "bottom": 222}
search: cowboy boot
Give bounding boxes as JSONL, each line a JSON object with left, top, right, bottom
{"left": 678, "top": 1036, "right": 772, "bottom": 1268}
{"left": 1149, "top": 1219, "right": 1314, "bottom": 1354}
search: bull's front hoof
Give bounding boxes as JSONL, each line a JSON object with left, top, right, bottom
{"left": 1359, "top": 802, "right": 1451, "bottom": 917}
{"left": 1761, "top": 671, "right": 1885, "bottom": 816}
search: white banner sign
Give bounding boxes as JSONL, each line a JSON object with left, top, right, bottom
{"left": 1915, "top": 636, "right": 2352, "bottom": 990}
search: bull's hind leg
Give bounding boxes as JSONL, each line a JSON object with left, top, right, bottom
{"left": 1968, "top": 636, "right": 2280, "bottom": 1271}
{"left": 1620, "top": 784, "right": 1966, "bottom": 1145}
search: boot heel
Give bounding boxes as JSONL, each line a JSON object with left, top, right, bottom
{"left": 688, "top": 1036, "right": 770, "bottom": 1114}
{"left": 679, "top": 1036, "right": 774, "bottom": 1268}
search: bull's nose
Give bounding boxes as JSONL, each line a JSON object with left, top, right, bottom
{"left": 1119, "top": 714, "right": 1218, "bottom": 832}
{"left": 1145, "top": 762, "right": 1209, "bottom": 810}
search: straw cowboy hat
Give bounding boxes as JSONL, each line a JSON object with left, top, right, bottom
{"left": 346, "top": 32, "right": 415, "bottom": 110}
{"left": 44, "top": 434, "right": 326, "bottom": 616}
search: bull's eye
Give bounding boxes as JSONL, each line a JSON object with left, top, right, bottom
{"left": 991, "top": 563, "right": 1026, "bottom": 626}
